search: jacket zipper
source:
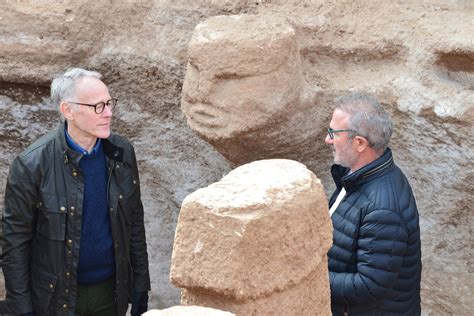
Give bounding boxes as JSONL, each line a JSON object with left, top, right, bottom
{"left": 107, "top": 161, "right": 115, "bottom": 207}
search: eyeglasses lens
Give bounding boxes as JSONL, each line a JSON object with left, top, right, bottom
{"left": 327, "top": 128, "right": 334, "bottom": 140}
{"left": 95, "top": 99, "right": 116, "bottom": 114}
{"left": 107, "top": 99, "right": 116, "bottom": 111}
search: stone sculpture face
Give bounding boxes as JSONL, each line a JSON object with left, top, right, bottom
{"left": 181, "top": 15, "right": 302, "bottom": 140}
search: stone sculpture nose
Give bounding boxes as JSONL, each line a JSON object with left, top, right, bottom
{"left": 195, "top": 73, "right": 215, "bottom": 104}
{"left": 184, "top": 64, "right": 214, "bottom": 104}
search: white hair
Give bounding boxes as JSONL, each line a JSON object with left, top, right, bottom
{"left": 50, "top": 68, "right": 102, "bottom": 110}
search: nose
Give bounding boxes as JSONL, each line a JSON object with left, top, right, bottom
{"left": 102, "top": 103, "right": 113, "bottom": 118}
{"left": 197, "top": 78, "right": 213, "bottom": 101}
{"left": 325, "top": 133, "right": 333, "bottom": 144}
{"left": 184, "top": 67, "right": 213, "bottom": 104}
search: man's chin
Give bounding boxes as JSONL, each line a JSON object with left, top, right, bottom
{"left": 334, "top": 158, "right": 349, "bottom": 168}
{"left": 97, "top": 130, "right": 111, "bottom": 139}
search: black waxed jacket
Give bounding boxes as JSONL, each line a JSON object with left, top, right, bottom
{"left": 328, "top": 148, "right": 421, "bottom": 316}
{"left": 0, "top": 123, "right": 150, "bottom": 315}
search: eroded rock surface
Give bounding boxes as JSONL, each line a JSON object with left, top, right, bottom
{"left": 171, "top": 159, "right": 332, "bottom": 315}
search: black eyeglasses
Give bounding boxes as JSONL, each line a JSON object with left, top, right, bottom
{"left": 67, "top": 98, "right": 117, "bottom": 114}
{"left": 327, "top": 128, "right": 354, "bottom": 140}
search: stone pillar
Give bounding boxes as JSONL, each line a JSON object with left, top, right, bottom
{"left": 170, "top": 159, "right": 332, "bottom": 315}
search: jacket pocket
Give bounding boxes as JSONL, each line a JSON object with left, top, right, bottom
{"left": 30, "top": 265, "right": 58, "bottom": 314}
{"left": 117, "top": 180, "right": 139, "bottom": 227}
{"left": 36, "top": 194, "right": 67, "bottom": 241}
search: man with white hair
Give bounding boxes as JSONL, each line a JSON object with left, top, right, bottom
{"left": 1, "top": 68, "right": 150, "bottom": 315}
{"left": 325, "top": 92, "right": 422, "bottom": 315}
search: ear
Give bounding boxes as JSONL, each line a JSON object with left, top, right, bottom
{"left": 354, "top": 135, "right": 370, "bottom": 153}
{"left": 60, "top": 101, "right": 74, "bottom": 121}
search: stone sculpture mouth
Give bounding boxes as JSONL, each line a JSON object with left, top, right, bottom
{"left": 186, "top": 101, "right": 228, "bottom": 129}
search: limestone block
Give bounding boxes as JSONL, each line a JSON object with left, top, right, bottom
{"left": 143, "top": 306, "right": 234, "bottom": 316}
{"left": 171, "top": 159, "right": 332, "bottom": 315}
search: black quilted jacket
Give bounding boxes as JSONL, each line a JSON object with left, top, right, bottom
{"left": 328, "top": 148, "right": 421, "bottom": 316}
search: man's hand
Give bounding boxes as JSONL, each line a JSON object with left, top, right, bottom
{"left": 131, "top": 290, "right": 148, "bottom": 316}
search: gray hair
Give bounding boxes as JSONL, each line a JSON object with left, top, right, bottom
{"left": 50, "top": 68, "right": 102, "bottom": 109}
{"left": 334, "top": 92, "right": 393, "bottom": 151}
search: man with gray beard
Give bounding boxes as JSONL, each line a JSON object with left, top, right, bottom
{"left": 325, "top": 92, "right": 421, "bottom": 315}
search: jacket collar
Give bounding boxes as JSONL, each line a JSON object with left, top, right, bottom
{"left": 331, "top": 148, "right": 394, "bottom": 191}
{"left": 56, "top": 122, "right": 124, "bottom": 166}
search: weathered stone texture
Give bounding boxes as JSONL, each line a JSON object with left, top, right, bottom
{"left": 0, "top": 1, "right": 473, "bottom": 314}
{"left": 181, "top": 14, "right": 329, "bottom": 176}
{"left": 171, "top": 159, "right": 332, "bottom": 315}
{"left": 144, "top": 305, "right": 234, "bottom": 316}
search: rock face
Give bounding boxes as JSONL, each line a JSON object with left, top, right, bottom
{"left": 0, "top": 1, "right": 473, "bottom": 314}
{"left": 171, "top": 159, "right": 332, "bottom": 315}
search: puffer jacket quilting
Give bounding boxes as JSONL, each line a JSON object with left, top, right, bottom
{"left": 328, "top": 148, "right": 421, "bottom": 316}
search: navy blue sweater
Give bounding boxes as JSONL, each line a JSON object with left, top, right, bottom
{"left": 66, "top": 132, "right": 115, "bottom": 284}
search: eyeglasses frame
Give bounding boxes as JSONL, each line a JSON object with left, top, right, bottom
{"left": 327, "top": 127, "right": 355, "bottom": 140}
{"left": 66, "top": 98, "right": 117, "bottom": 114}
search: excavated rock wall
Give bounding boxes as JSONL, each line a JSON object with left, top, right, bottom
{"left": 0, "top": 1, "right": 473, "bottom": 314}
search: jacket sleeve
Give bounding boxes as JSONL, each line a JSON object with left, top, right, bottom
{"left": 1, "top": 156, "right": 37, "bottom": 313}
{"left": 330, "top": 208, "right": 408, "bottom": 305}
{"left": 128, "top": 146, "right": 151, "bottom": 292}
